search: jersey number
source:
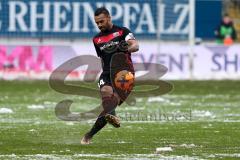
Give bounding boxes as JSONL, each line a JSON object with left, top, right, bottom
{"left": 98, "top": 79, "right": 105, "bottom": 87}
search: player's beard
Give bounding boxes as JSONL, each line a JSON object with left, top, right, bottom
{"left": 100, "top": 22, "right": 112, "bottom": 32}
{"left": 99, "top": 27, "right": 106, "bottom": 32}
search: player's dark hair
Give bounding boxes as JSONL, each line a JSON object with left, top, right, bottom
{"left": 94, "top": 7, "right": 110, "bottom": 16}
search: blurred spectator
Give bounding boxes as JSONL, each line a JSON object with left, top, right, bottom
{"left": 215, "top": 14, "right": 237, "bottom": 45}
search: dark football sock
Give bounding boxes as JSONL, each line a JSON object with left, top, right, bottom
{"left": 87, "top": 95, "right": 118, "bottom": 137}
{"left": 88, "top": 110, "right": 115, "bottom": 137}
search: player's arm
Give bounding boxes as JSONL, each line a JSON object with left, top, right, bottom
{"left": 127, "top": 39, "right": 139, "bottom": 53}
{"left": 93, "top": 39, "right": 101, "bottom": 57}
{"left": 123, "top": 27, "right": 139, "bottom": 53}
{"left": 93, "top": 39, "right": 105, "bottom": 68}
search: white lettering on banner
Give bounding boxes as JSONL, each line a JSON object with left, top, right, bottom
{"left": 30, "top": 1, "right": 51, "bottom": 32}
{"left": 53, "top": 2, "right": 71, "bottom": 32}
{"left": 105, "top": 3, "right": 123, "bottom": 21}
{"left": 72, "top": 2, "right": 81, "bottom": 32}
{"left": 174, "top": 4, "right": 189, "bottom": 33}
{"left": 96, "top": 2, "right": 103, "bottom": 8}
{"left": 82, "top": 2, "right": 96, "bottom": 32}
{"left": 159, "top": 4, "right": 167, "bottom": 33}
{"left": 8, "top": 1, "right": 28, "bottom": 31}
{"left": 123, "top": 3, "right": 140, "bottom": 29}
{"left": 6, "top": 1, "right": 189, "bottom": 35}
{"left": 159, "top": 3, "right": 189, "bottom": 34}
{"left": 135, "top": 3, "right": 156, "bottom": 33}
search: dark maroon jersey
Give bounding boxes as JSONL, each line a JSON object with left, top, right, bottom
{"left": 93, "top": 25, "right": 135, "bottom": 73}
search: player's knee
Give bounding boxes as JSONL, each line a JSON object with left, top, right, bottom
{"left": 113, "top": 92, "right": 121, "bottom": 105}
{"left": 100, "top": 86, "right": 113, "bottom": 97}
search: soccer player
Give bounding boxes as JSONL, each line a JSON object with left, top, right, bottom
{"left": 81, "top": 7, "right": 139, "bottom": 144}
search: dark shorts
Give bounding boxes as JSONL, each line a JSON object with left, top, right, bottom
{"left": 98, "top": 72, "right": 125, "bottom": 105}
{"left": 98, "top": 73, "right": 112, "bottom": 89}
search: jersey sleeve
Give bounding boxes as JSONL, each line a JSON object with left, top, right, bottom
{"left": 93, "top": 39, "right": 101, "bottom": 57}
{"left": 122, "top": 27, "right": 136, "bottom": 41}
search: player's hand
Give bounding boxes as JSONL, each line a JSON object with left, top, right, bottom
{"left": 118, "top": 40, "right": 129, "bottom": 52}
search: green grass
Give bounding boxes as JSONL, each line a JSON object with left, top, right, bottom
{"left": 0, "top": 80, "right": 240, "bottom": 159}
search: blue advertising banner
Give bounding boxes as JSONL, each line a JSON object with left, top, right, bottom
{"left": 0, "top": 0, "right": 191, "bottom": 39}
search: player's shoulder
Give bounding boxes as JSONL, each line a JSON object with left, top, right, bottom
{"left": 92, "top": 32, "right": 102, "bottom": 44}
{"left": 114, "top": 25, "right": 131, "bottom": 32}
